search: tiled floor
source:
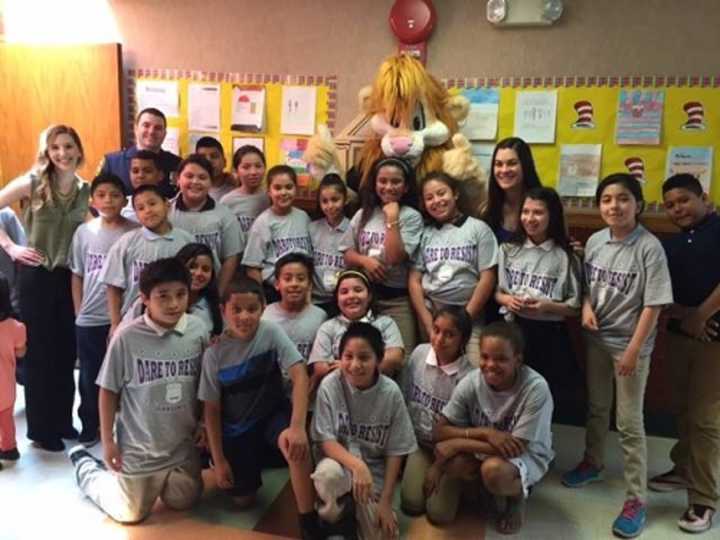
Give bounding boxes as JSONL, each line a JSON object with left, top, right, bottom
{"left": 1, "top": 384, "right": 705, "bottom": 539}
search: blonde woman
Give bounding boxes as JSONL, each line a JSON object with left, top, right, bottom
{"left": 0, "top": 125, "right": 90, "bottom": 452}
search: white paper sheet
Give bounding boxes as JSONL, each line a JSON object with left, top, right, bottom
{"left": 188, "top": 83, "right": 221, "bottom": 132}
{"left": 281, "top": 86, "right": 317, "bottom": 135}
{"left": 162, "top": 127, "right": 180, "bottom": 155}
{"left": 231, "top": 86, "right": 265, "bottom": 132}
{"left": 514, "top": 90, "right": 558, "bottom": 143}
{"left": 136, "top": 80, "right": 179, "bottom": 118}
{"left": 461, "top": 88, "right": 500, "bottom": 141}
{"left": 557, "top": 144, "right": 602, "bottom": 197}
{"left": 666, "top": 146, "right": 714, "bottom": 192}
{"left": 233, "top": 137, "right": 264, "bottom": 154}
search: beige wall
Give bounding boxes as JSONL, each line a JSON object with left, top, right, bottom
{"left": 110, "top": 0, "right": 720, "bottom": 135}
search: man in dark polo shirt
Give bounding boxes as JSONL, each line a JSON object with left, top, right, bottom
{"left": 649, "top": 173, "right": 720, "bottom": 534}
{"left": 99, "top": 107, "right": 180, "bottom": 197}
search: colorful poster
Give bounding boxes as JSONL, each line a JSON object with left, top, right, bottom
{"left": 514, "top": 90, "right": 557, "bottom": 143}
{"left": 665, "top": 146, "right": 714, "bottom": 192}
{"left": 281, "top": 86, "right": 317, "bottom": 135}
{"left": 615, "top": 89, "right": 664, "bottom": 145}
{"left": 461, "top": 88, "right": 500, "bottom": 141}
{"left": 280, "top": 138, "right": 312, "bottom": 196}
{"left": 233, "top": 137, "right": 264, "bottom": 154}
{"left": 557, "top": 144, "right": 603, "bottom": 197}
{"left": 136, "top": 80, "right": 179, "bottom": 118}
{"left": 231, "top": 85, "right": 265, "bottom": 132}
{"left": 188, "top": 84, "right": 220, "bottom": 132}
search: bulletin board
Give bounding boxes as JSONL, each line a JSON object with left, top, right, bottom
{"left": 127, "top": 68, "right": 337, "bottom": 199}
{"left": 445, "top": 76, "right": 720, "bottom": 205}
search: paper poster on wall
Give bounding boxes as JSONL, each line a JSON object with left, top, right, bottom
{"left": 514, "top": 90, "right": 557, "bottom": 143}
{"left": 162, "top": 127, "right": 180, "bottom": 155}
{"left": 188, "top": 132, "right": 219, "bottom": 155}
{"left": 233, "top": 137, "right": 264, "bottom": 154}
{"left": 665, "top": 146, "right": 714, "bottom": 192}
{"left": 188, "top": 84, "right": 221, "bottom": 132}
{"left": 280, "top": 138, "right": 312, "bottom": 194}
{"left": 461, "top": 88, "right": 500, "bottom": 141}
{"left": 557, "top": 144, "right": 602, "bottom": 197}
{"left": 281, "top": 86, "right": 317, "bottom": 135}
{"left": 231, "top": 85, "right": 266, "bottom": 132}
{"left": 615, "top": 89, "right": 664, "bottom": 145}
{"left": 136, "top": 80, "right": 179, "bottom": 118}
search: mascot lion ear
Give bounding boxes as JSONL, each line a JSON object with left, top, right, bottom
{"left": 448, "top": 95, "right": 471, "bottom": 123}
{"left": 358, "top": 86, "right": 373, "bottom": 113}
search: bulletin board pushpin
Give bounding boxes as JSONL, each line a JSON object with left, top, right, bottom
{"left": 389, "top": 0, "right": 436, "bottom": 65}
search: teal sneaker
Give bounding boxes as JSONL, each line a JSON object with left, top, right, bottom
{"left": 612, "top": 498, "right": 646, "bottom": 538}
{"left": 561, "top": 460, "right": 603, "bottom": 488}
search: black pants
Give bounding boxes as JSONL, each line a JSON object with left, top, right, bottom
{"left": 20, "top": 265, "right": 77, "bottom": 442}
{"left": 75, "top": 324, "right": 110, "bottom": 437}
{"left": 515, "top": 316, "right": 585, "bottom": 426}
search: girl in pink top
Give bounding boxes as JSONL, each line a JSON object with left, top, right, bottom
{"left": 0, "top": 275, "right": 27, "bottom": 466}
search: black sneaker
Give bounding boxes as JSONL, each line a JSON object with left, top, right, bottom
{"left": 0, "top": 448, "right": 20, "bottom": 460}
{"left": 78, "top": 431, "right": 100, "bottom": 448}
{"left": 67, "top": 444, "right": 101, "bottom": 467}
{"left": 319, "top": 493, "right": 358, "bottom": 540}
{"left": 61, "top": 427, "right": 80, "bottom": 440}
{"left": 32, "top": 438, "right": 65, "bottom": 452}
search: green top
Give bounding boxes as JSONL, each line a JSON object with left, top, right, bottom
{"left": 23, "top": 173, "right": 90, "bottom": 271}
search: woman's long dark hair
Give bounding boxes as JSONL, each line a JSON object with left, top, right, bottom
{"left": 175, "top": 243, "right": 223, "bottom": 336}
{"left": 481, "top": 137, "right": 542, "bottom": 231}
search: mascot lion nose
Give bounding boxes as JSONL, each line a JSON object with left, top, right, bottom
{"left": 389, "top": 136, "right": 412, "bottom": 155}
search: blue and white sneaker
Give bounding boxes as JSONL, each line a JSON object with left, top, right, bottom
{"left": 561, "top": 460, "right": 603, "bottom": 488}
{"left": 612, "top": 498, "right": 646, "bottom": 538}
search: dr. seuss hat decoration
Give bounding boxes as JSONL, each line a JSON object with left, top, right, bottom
{"left": 682, "top": 101, "right": 706, "bottom": 130}
{"left": 572, "top": 100, "right": 595, "bottom": 128}
{"left": 624, "top": 156, "right": 646, "bottom": 183}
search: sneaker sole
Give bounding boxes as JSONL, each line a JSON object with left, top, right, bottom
{"left": 612, "top": 525, "right": 644, "bottom": 538}
{"left": 648, "top": 482, "right": 687, "bottom": 493}
{"left": 562, "top": 475, "right": 603, "bottom": 488}
{"left": 678, "top": 521, "right": 711, "bottom": 534}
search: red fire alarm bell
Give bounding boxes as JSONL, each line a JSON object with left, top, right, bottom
{"left": 389, "top": 0, "right": 436, "bottom": 65}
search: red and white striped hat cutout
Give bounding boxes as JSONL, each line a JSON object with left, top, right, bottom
{"left": 624, "top": 157, "right": 645, "bottom": 182}
{"left": 572, "top": 100, "right": 595, "bottom": 128}
{"left": 682, "top": 101, "right": 706, "bottom": 130}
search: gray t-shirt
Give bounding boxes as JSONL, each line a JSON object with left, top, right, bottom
{"left": 69, "top": 217, "right": 139, "bottom": 326}
{"left": 262, "top": 302, "right": 327, "bottom": 361}
{"left": 0, "top": 207, "right": 26, "bottom": 312}
{"left": 584, "top": 225, "right": 673, "bottom": 356}
{"left": 198, "top": 320, "right": 303, "bottom": 437}
{"left": 442, "top": 365, "right": 554, "bottom": 487}
{"left": 310, "top": 217, "right": 350, "bottom": 302}
{"left": 241, "top": 207, "right": 313, "bottom": 284}
{"left": 209, "top": 181, "right": 235, "bottom": 203}
{"left": 402, "top": 344, "right": 473, "bottom": 447}
{"left": 312, "top": 370, "right": 418, "bottom": 493}
{"left": 414, "top": 216, "right": 498, "bottom": 306}
{"left": 169, "top": 198, "right": 243, "bottom": 263}
{"left": 220, "top": 190, "right": 270, "bottom": 234}
{"left": 99, "top": 225, "right": 195, "bottom": 316}
{"left": 339, "top": 206, "right": 423, "bottom": 290}
{"left": 497, "top": 239, "right": 581, "bottom": 322}
{"left": 96, "top": 313, "right": 208, "bottom": 475}
{"left": 308, "top": 313, "right": 404, "bottom": 365}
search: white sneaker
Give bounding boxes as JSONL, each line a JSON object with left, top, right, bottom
{"left": 678, "top": 506, "right": 714, "bottom": 534}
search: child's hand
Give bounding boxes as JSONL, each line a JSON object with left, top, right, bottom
{"left": 505, "top": 295, "right": 526, "bottom": 314}
{"left": 581, "top": 303, "right": 599, "bottom": 331}
{"left": 376, "top": 499, "right": 398, "bottom": 538}
{"left": 350, "top": 460, "right": 373, "bottom": 505}
{"left": 7, "top": 244, "right": 44, "bottom": 266}
{"left": 487, "top": 431, "right": 525, "bottom": 459}
{"left": 363, "top": 257, "right": 386, "bottom": 282}
{"left": 681, "top": 309, "right": 717, "bottom": 341}
{"left": 569, "top": 236, "right": 585, "bottom": 257}
{"left": 103, "top": 440, "right": 123, "bottom": 472}
{"left": 434, "top": 439, "right": 460, "bottom": 464}
{"left": 423, "top": 462, "right": 443, "bottom": 498}
{"left": 522, "top": 298, "right": 549, "bottom": 315}
{"left": 382, "top": 202, "right": 400, "bottom": 223}
{"left": 616, "top": 348, "right": 639, "bottom": 377}
{"left": 213, "top": 457, "right": 234, "bottom": 489}
{"left": 278, "top": 426, "right": 309, "bottom": 462}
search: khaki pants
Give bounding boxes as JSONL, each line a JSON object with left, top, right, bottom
{"left": 313, "top": 457, "right": 399, "bottom": 540}
{"left": 376, "top": 296, "right": 416, "bottom": 360}
{"left": 585, "top": 336, "right": 650, "bottom": 500}
{"left": 400, "top": 447, "right": 465, "bottom": 525}
{"left": 666, "top": 332, "right": 720, "bottom": 509}
{"left": 75, "top": 454, "right": 203, "bottom": 524}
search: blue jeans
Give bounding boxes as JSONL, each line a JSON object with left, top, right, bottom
{"left": 75, "top": 324, "right": 110, "bottom": 437}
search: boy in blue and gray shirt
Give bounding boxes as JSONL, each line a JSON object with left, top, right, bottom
{"left": 69, "top": 258, "right": 208, "bottom": 524}
{"left": 199, "top": 278, "right": 320, "bottom": 539}
{"left": 69, "top": 174, "right": 138, "bottom": 445}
